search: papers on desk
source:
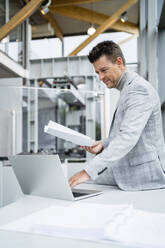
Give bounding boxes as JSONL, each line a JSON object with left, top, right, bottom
{"left": 1, "top": 202, "right": 165, "bottom": 248}
{"left": 105, "top": 207, "right": 165, "bottom": 248}
{"left": 44, "top": 121, "right": 95, "bottom": 146}
{"left": 0, "top": 203, "right": 129, "bottom": 241}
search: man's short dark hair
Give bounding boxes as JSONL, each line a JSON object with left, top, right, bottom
{"left": 88, "top": 40, "right": 126, "bottom": 65}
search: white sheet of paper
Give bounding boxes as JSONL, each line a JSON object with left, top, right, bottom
{"left": 44, "top": 120, "right": 95, "bottom": 146}
{"left": 105, "top": 208, "right": 165, "bottom": 248}
{"left": 0, "top": 203, "right": 129, "bottom": 241}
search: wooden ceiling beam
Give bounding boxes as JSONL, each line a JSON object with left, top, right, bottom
{"left": 24, "top": 0, "right": 63, "bottom": 41}
{"left": 49, "top": 5, "right": 139, "bottom": 35}
{"left": 51, "top": 0, "right": 104, "bottom": 7}
{"left": 68, "top": 0, "right": 138, "bottom": 56}
{"left": 41, "top": 12, "right": 63, "bottom": 41}
{"left": 0, "top": 0, "right": 43, "bottom": 41}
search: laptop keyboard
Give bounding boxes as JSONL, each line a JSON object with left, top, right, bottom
{"left": 72, "top": 191, "right": 88, "bottom": 198}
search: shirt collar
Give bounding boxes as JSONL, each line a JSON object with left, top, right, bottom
{"left": 115, "top": 70, "right": 127, "bottom": 91}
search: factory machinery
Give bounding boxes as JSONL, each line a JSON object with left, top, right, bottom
{"left": 23, "top": 55, "right": 103, "bottom": 160}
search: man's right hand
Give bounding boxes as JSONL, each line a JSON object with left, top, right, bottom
{"left": 81, "top": 140, "right": 103, "bottom": 154}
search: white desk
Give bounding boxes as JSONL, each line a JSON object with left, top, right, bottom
{"left": 0, "top": 183, "right": 165, "bottom": 248}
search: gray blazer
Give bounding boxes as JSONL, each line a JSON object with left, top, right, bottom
{"left": 84, "top": 71, "right": 165, "bottom": 191}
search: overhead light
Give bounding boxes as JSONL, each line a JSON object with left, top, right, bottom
{"left": 41, "top": 0, "right": 51, "bottom": 15}
{"left": 120, "top": 11, "right": 127, "bottom": 23}
{"left": 87, "top": 2, "right": 96, "bottom": 36}
{"left": 87, "top": 25, "right": 96, "bottom": 36}
{"left": 40, "top": 7, "right": 49, "bottom": 15}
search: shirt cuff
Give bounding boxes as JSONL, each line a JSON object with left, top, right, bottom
{"left": 84, "top": 156, "right": 108, "bottom": 180}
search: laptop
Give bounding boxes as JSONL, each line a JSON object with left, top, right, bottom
{"left": 9, "top": 155, "right": 102, "bottom": 201}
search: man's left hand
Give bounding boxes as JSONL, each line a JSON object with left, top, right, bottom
{"left": 69, "top": 170, "right": 90, "bottom": 188}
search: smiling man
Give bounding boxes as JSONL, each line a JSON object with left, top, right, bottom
{"left": 69, "top": 40, "right": 165, "bottom": 191}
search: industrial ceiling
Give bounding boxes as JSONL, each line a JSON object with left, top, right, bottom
{"left": 31, "top": 0, "right": 139, "bottom": 38}
{"left": 3, "top": 0, "right": 139, "bottom": 39}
